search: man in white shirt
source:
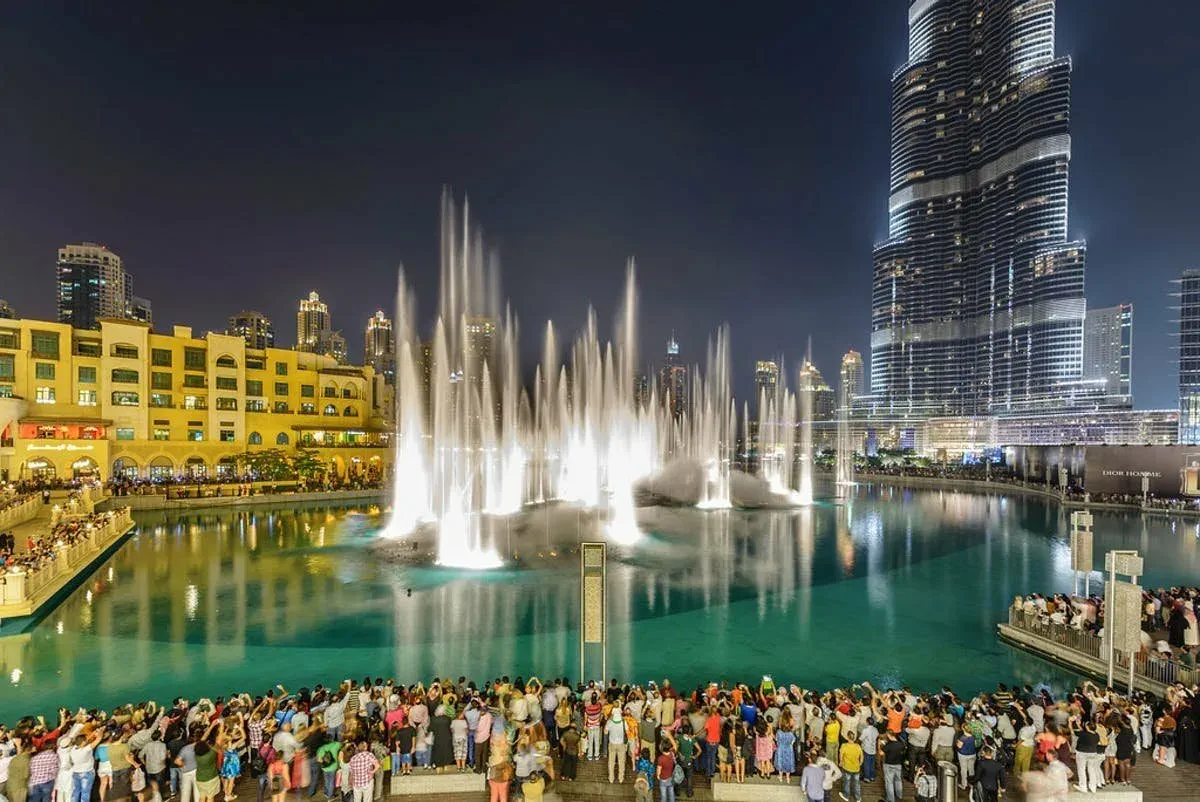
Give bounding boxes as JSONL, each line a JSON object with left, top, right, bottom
{"left": 605, "top": 710, "right": 627, "bottom": 783}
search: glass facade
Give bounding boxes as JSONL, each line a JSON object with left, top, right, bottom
{"left": 871, "top": 0, "right": 1086, "bottom": 416}
{"left": 1177, "top": 271, "right": 1200, "bottom": 444}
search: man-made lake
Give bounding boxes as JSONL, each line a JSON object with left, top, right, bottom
{"left": 5, "top": 481, "right": 1198, "bottom": 715}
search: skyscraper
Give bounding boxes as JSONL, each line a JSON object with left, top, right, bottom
{"left": 0, "top": 300, "right": 13, "bottom": 320}
{"left": 227, "top": 310, "right": 275, "bottom": 350}
{"left": 754, "top": 360, "right": 779, "bottom": 412}
{"left": 1175, "top": 272, "right": 1200, "bottom": 443}
{"left": 839, "top": 350, "right": 863, "bottom": 408}
{"left": 129, "top": 296, "right": 153, "bottom": 327}
{"left": 871, "top": 0, "right": 1086, "bottom": 416}
{"left": 1083, "top": 304, "right": 1132, "bottom": 400}
{"left": 365, "top": 310, "right": 395, "bottom": 384}
{"left": 658, "top": 335, "right": 688, "bottom": 421}
{"left": 296, "top": 291, "right": 330, "bottom": 352}
{"left": 56, "top": 243, "right": 130, "bottom": 330}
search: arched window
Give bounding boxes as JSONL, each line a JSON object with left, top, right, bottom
{"left": 323, "top": 382, "right": 338, "bottom": 398}
{"left": 343, "top": 405, "right": 355, "bottom": 417}
{"left": 276, "top": 432, "right": 289, "bottom": 446}
{"left": 323, "top": 404, "right": 337, "bottom": 416}
{"left": 342, "top": 386, "right": 359, "bottom": 399}
{"left": 248, "top": 431, "right": 263, "bottom": 445}
{"left": 215, "top": 355, "right": 238, "bottom": 369}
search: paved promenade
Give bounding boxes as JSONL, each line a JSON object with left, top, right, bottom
{"left": 221, "top": 750, "right": 1198, "bottom": 801}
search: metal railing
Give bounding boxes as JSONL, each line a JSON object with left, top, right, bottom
{"left": 1008, "top": 608, "right": 1200, "bottom": 688}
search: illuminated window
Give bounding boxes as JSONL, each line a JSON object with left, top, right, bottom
{"left": 35, "top": 386, "right": 56, "bottom": 404}
{"left": 78, "top": 389, "right": 97, "bottom": 406}
{"left": 111, "top": 391, "right": 140, "bottom": 406}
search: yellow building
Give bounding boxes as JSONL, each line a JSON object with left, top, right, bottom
{"left": 0, "top": 318, "right": 393, "bottom": 484}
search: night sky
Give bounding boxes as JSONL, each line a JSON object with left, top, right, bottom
{"left": 1, "top": 1, "right": 1197, "bottom": 408}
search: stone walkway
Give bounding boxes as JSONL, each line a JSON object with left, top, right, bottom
{"left": 228, "top": 750, "right": 1200, "bottom": 801}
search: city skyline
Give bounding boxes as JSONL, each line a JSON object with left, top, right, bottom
{"left": 1, "top": 2, "right": 1197, "bottom": 407}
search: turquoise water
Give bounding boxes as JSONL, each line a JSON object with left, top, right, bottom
{"left": 4, "top": 480, "right": 1200, "bottom": 717}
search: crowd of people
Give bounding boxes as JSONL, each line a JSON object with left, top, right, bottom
{"left": 0, "top": 509, "right": 125, "bottom": 578}
{"left": 1014, "top": 588, "right": 1200, "bottom": 667}
{"left": 2, "top": 673, "right": 1198, "bottom": 802}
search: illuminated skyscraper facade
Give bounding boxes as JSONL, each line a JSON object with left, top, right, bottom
{"left": 754, "top": 360, "right": 779, "bottom": 413}
{"left": 1177, "top": 271, "right": 1200, "bottom": 444}
{"left": 365, "top": 310, "right": 395, "bottom": 384}
{"left": 871, "top": 0, "right": 1086, "bottom": 416}
{"left": 227, "top": 310, "right": 275, "bottom": 350}
{"left": 658, "top": 335, "right": 688, "bottom": 421}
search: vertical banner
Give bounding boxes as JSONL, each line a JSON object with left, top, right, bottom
{"left": 580, "top": 542, "right": 606, "bottom": 683}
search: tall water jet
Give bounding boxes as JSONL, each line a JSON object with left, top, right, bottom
{"left": 796, "top": 358, "right": 815, "bottom": 506}
{"left": 696, "top": 325, "right": 733, "bottom": 509}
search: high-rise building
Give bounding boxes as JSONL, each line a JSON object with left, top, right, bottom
{"left": 365, "top": 310, "right": 395, "bottom": 384}
{"left": 1176, "top": 271, "right": 1200, "bottom": 443}
{"left": 658, "top": 335, "right": 688, "bottom": 420}
{"left": 296, "top": 291, "right": 330, "bottom": 352}
{"left": 56, "top": 243, "right": 130, "bottom": 330}
{"left": 840, "top": 350, "right": 863, "bottom": 408}
{"left": 0, "top": 300, "right": 14, "bottom": 320}
{"left": 129, "top": 296, "right": 153, "bottom": 327}
{"left": 754, "top": 360, "right": 779, "bottom": 413}
{"left": 295, "top": 291, "right": 346, "bottom": 364}
{"left": 227, "top": 310, "right": 275, "bottom": 350}
{"left": 806, "top": 364, "right": 836, "bottom": 422}
{"left": 1083, "top": 304, "right": 1132, "bottom": 400}
{"left": 871, "top": 1, "right": 1086, "bottom": 416}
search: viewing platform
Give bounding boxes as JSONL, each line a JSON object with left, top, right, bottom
{"left": 998, "top": 608, "right": 1199, "bottom": 697}
{"left": 0, "top": 499, "right": 136, "bottom": 627}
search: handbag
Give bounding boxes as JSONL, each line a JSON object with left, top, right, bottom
{"left": 131, "top": 768, "right": 146, "bottom": 793}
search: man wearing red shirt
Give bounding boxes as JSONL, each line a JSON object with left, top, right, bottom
{"left": 655, "top": 746, "right": 677, "bottom": 802}
{"left": 702, "top": 707, "right": 721, "bottom": 778}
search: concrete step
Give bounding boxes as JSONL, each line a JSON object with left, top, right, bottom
{"left": 711, "top": 778, "right": 806, "bottom": 801}
{"left": 389, "top": 771, "right": 485, "bottom": 795}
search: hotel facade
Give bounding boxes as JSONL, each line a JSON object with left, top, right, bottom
{"left": 0, "top": 317, "right": 392, "bottom": 484}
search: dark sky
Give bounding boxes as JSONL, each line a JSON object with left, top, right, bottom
{"left": 1, "top": 1, "right": 1197, "bottom": 408}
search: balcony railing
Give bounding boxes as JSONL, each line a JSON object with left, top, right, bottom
{"left": 1007, "top": 608, "right": 1200, "bottom": 689}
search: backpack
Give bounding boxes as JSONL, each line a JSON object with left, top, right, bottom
{"left": 672, "top": 763, "right": 684, "bottom": 785}
{"left": 270, "top": 774, "right": 283, "bottom": 794}
{"left": 319, "top": 750, "right": 334, "bottom": 768}
{"left": 250, "top": 752, "right": 267, "bottom": 776}
{"left": 916, "top": 773, "right": 937, "bottom": 797}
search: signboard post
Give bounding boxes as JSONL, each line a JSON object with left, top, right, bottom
{"left": 1070, "top": 511, "right": 1093, "bottom": 597}
{"left": 1102, "top": 550, "right": 1143, "bottom": 693}
{"left": 580, "top": 542, "right": 607, "bottom": 685}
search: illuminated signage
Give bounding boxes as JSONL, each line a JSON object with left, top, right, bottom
{"left": 27, "top": 443, "right": 96, "bottom": 452}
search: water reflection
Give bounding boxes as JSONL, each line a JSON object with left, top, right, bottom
{"left": 5, "top": 488, "right": 1200, "bottom": 715}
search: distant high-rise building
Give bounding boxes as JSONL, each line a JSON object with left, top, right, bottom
{"left": 56, "top": 243, "right": 130, "bottom": 330}
{"left": 0, "top": 300, "right": 13, "bottom": 319}
{"left": 633, "top": 373, "right": 651, "bottom": 408}
{"left": 227, "top": 310, "right": 275, "bottom": 350}
{"left": 658, "top": 335, "right": 688, "bottom": 421}
{"left": 754, "top": 360, "right": 779, "bottom": 413}
{"left": 365, "top": 310, "right": 395, "bottom": 383}
{"left": 129, "top": 296, "right": 153, "bottom": 327}
{"left": 806, "top": 364, "right": 836, "bottom": 422}
{"left": 871, "top": 0, "right": 1086, "bottom": 416}
{"left": 840, "top": 350, "right": 863, "bottom": 408}
{"left": 1176, "top": 272, "right": 1200, "bottom": 443}
{"left": 320, "top": 331, "right": 348, "bottom": 365}
{"left": 295, "top": 291, "right": 346, "bottom": 364}
{"left": 1083, "top": 304, "right": 1132, "bottom": 400}
{"left": 296, "top": 291, "right": 330, "bottom": 353}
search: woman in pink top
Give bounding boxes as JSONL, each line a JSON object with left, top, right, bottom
{"left": 473, "top": 706, "right": 493, "bottom": 774}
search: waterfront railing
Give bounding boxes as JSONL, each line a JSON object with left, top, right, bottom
{"left": 0, "top": 508, "right": 134, "bottom": 607}
{"left": 1007, "top": 608, "right": 1200, "bottom": 688}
